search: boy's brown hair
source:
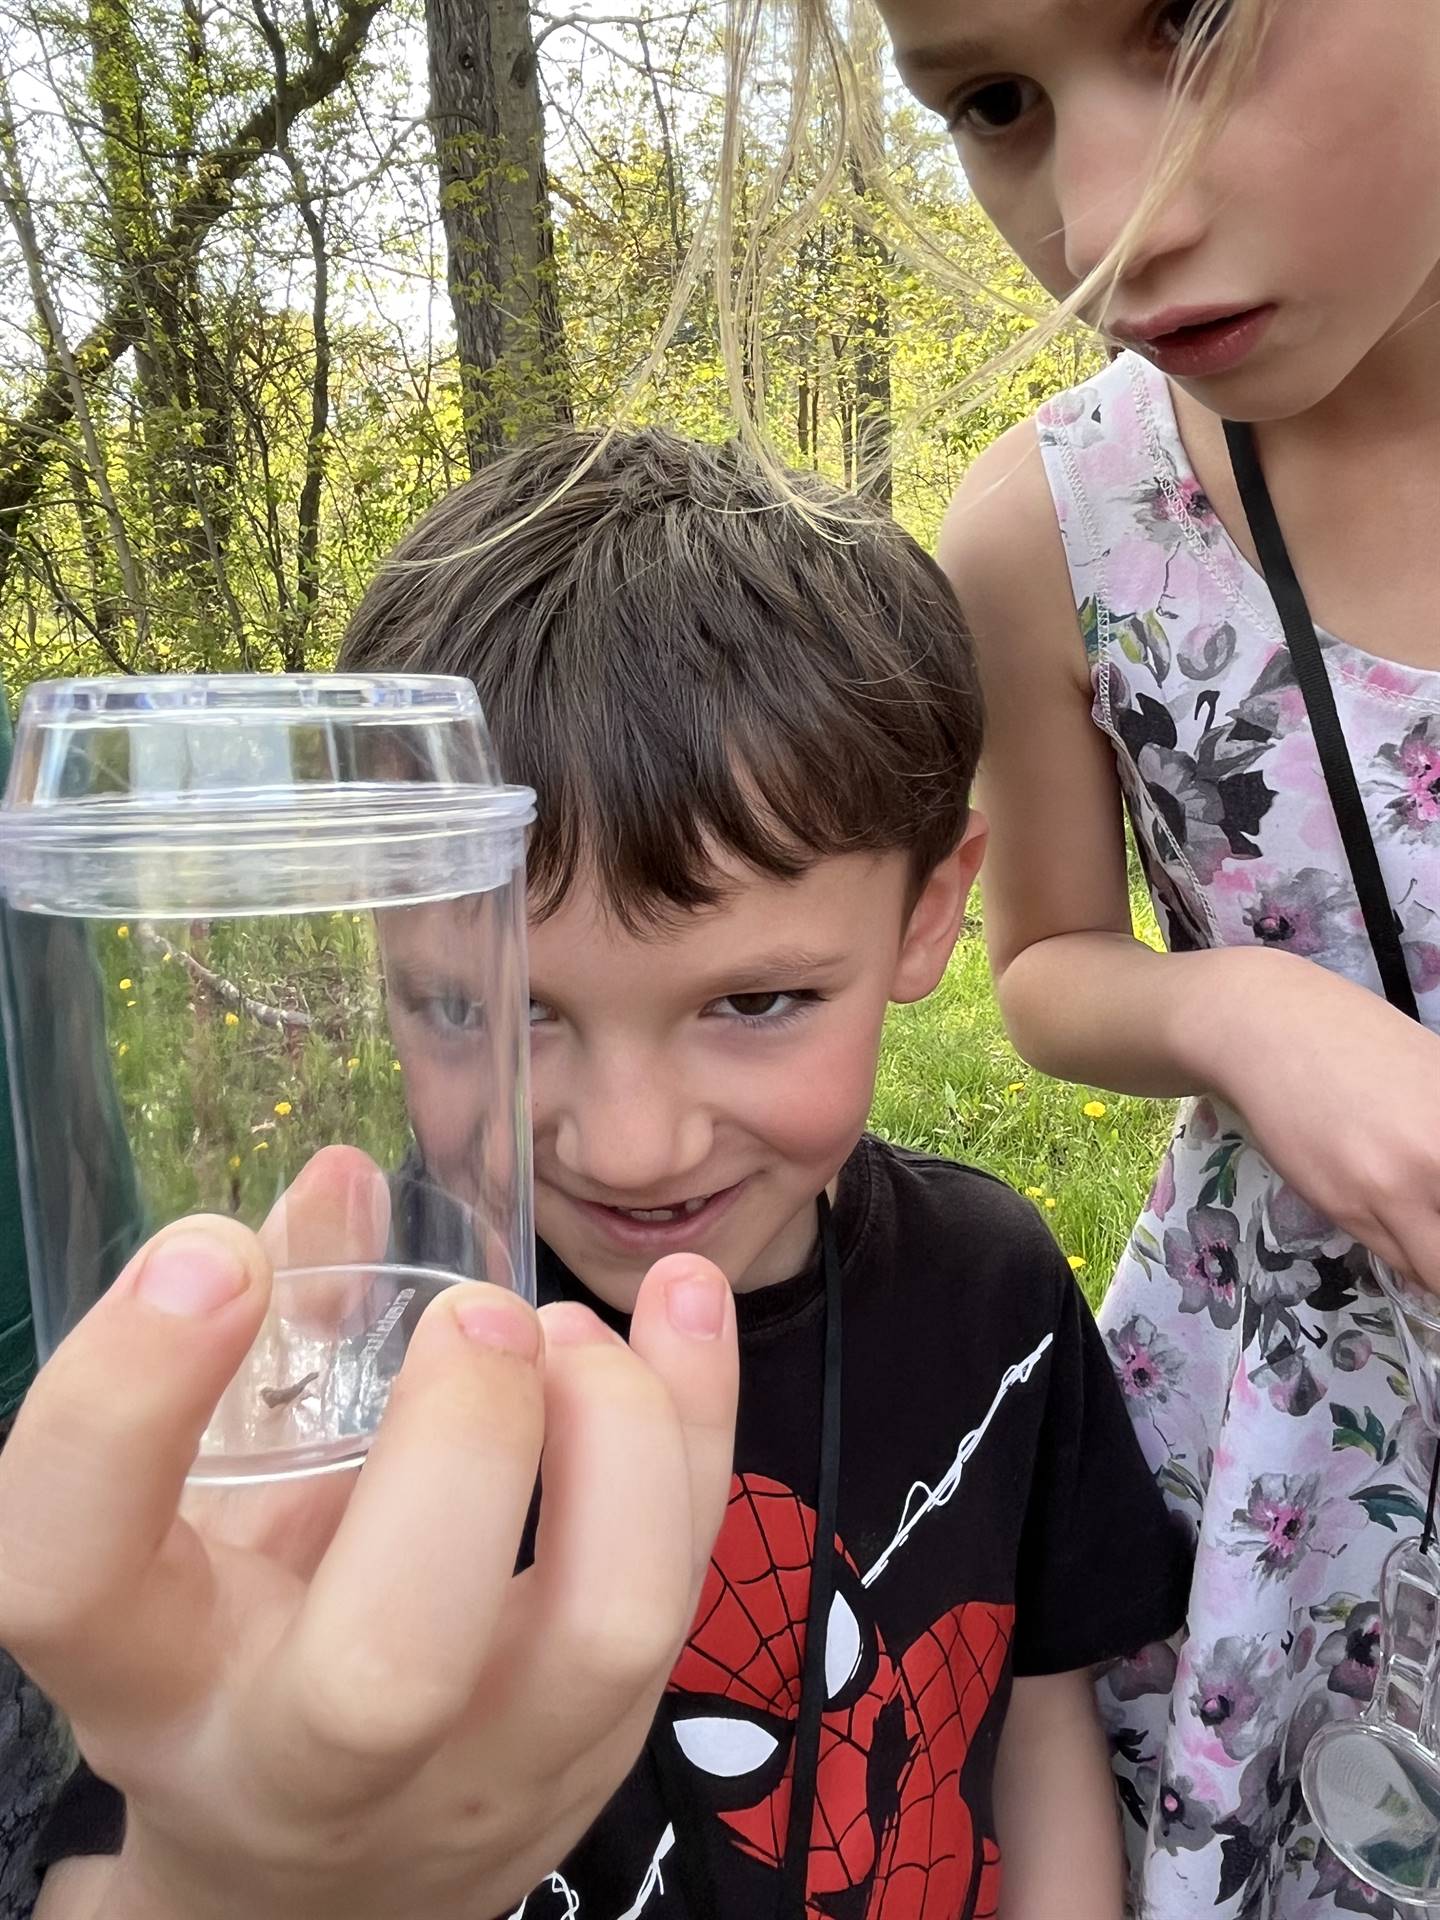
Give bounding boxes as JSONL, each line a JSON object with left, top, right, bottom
{"left": 339, "top": 428, "right": 982, "bottom": 928}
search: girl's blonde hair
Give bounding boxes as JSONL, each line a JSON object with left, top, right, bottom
{"left": 697, "top": 0, "right": 1278, "bottom": 501}
{"left": 400, "top": 0, "right": 1277, "bottom": 568}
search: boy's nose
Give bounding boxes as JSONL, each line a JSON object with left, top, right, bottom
{"left": 552, "top": 1068, "right": 715, "bottom": 1198}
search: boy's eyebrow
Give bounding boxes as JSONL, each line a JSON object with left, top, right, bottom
{"left": 696, "top": 946, "right": 847, "bottom": 988}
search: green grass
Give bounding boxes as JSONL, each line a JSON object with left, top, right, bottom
{"left": 83, "top": 886, "right": 1173, "bottom": 1309}
{"left": 869, "top": 895, "right": 1175, "bottom": 1309}
{"left": 95, "top": 913, "right": 413, "bottom": 1230}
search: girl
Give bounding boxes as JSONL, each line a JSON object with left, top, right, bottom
{"left": 858, "top": 0, "right": 1440, "bottom": 1909}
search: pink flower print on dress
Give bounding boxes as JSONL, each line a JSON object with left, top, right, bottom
{"left": 1230, "top": 1472, "right": 1322, "bottom": 1581}
{"left": 1108, "top": 1314, "right": 1185, "bottom": 1405}
{"left": 1377, "top": 717, "right": 1440, "bottom": 844}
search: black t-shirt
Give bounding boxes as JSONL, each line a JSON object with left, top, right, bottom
{"left": 37, "top": 1138, "right": 1191, "bottom": 1917}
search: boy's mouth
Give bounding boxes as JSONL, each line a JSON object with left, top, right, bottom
{"left": 568, "top": 1180, "right": 746, "bottom": 1250}
{"left": 608, "top": 1195, "right": 714, "bottom": 1223}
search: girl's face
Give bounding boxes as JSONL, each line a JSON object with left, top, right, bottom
{"left": 883, "top": 0, "right": 1440, "bottom": 420}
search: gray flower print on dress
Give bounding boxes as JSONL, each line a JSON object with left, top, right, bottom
{"left": 1190, "top": 1637, "right": 1277, "bottom": 1762}
{"left": 1165, "top": 1205, "right": 1243, "bottom": 1328}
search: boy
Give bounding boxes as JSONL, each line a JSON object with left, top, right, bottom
{"left": 26, "top": 429, "right": 1188, "bottom": 1918}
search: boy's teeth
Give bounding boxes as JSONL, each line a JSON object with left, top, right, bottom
{"left": 616, "top": 1195, "right": 711, "bottom": 1223}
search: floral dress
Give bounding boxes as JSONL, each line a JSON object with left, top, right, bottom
{"left": 1037, "top": 351, "right": 1440, "bottom": 1919}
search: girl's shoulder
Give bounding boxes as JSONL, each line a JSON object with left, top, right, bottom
{"left": 936, "top": 404, "right": 1088, "bottom": 692}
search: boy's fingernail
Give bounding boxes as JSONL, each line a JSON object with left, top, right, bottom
{"left": 454, "top": 1292, "right": 541, "bottom": 1362}
{"left": 665, "top": 1265, "right": 726, "bottom": 1340}
{"left": 136, "top": 1233, "right": 249, "bottom": 1317}
{"left": 540, "top": 1301, "right": 620, "bottom": 1348}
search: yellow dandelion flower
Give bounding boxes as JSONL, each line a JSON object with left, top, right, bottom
{"left": 274, "top": 1100, "right": 293, "bottom": 1117}
{"left": 253, "top": 1140, "right": 270, "bottom": 1154}
{"left": 1044, "top": 1197, "right": 1058, "bottom": 1211}
{"left": 116, "top": 1041, "right": 129, "bottom": 1056}
{"left": 228, "top": 1154, "right": 242, "bottom": 1170}
{"left": 161, "top": 951, "right": 172, "bottom": 964}
{"left": 115, "top": 924, "right": 129, "bottom": 940}
{"left": 224, "top": 1011, "right": 240, "bottom": 1027}
{"left": 1006, "top": 1080, "right": 1025, "bottom": 1096}
{"left": 1025, "top": 1186, "right": 1045, "bottom": 1199}
{"left": 351, "top": 914, "right": 362, "bottom": 925}
{"left": 126, "top": 998, "right": 137, "bottom": 1007}
{"left": 346, "top": 1056, "right": 360, "bottom": 1071}
{"left": 1068, "top": 1255, "right": 1087, "bottom": 1271}
{"left": 1083, "top": 1100, "right": 1108, "bottom": 1119}
{"left": 118, "top": 977, "right": 132, "bottom": 991}
{"left": 391, "top": 1060, "right": 402, "bottom": 1073}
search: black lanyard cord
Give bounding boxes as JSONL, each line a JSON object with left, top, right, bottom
{"left": 645, "top": 1196, "right": 845, "bottom": 1920}
{"left": 1223, "top": 420, "right": 1420, "bottom": 1022}
{"left": 1224, "top": 418, "right": 1429, "bottom": 1546}
{"left": 777, "top": 1192, "right": 845, "bottom": 1917}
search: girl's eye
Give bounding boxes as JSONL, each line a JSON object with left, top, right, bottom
{"left": 528, "top": 999, "right": 554, "bottom": 1027}
{"left": 712, "top": 989, "right": 818, "bottom": 1025}
{"left": 950, "top": 76, "right": 1042, "bottom": 138}
{"left": 1155, "top": 0, "right": 1233, "bottom": 51}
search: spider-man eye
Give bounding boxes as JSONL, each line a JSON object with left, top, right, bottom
{"left": 666, "top": 1695, "right": 794, "bottom": 1811}
{"left": 824, "top": 1564, "right": 880, "bottom": 1712}
{"left": 673, "top": 1714, "right": 780, "bottom": 1778}
{"left": 826, "top": 1587, "right": 862, "bottom": 1699}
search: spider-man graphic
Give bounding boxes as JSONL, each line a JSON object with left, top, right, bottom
{"left": 663, "top": 1475, "right": 1014, "bottom": 1920}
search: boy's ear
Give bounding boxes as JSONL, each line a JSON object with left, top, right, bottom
{"left": 890, "top": 813, "right": 988, "bottom": 1005}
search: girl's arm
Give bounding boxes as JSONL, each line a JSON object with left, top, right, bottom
{"left": 940, "top": 421, "right": 1440, "bottom": 1289}
{"left": 993, "top": 1668, "right": 1124, "bottom": 1920}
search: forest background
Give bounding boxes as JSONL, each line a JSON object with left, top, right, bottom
{"left": 0, "top": 0, "right": 1173, "bottom": 1290}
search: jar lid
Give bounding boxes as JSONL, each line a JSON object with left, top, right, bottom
{"left": 0, "top": 674, "right": 535, "bottom": 917}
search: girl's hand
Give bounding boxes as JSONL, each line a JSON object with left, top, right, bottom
{"left": 0, "top": 1210, "right": 737, "bottom": 1920}
{"left": 1198, "top": 952, "right": 1440, "bottom": 1293}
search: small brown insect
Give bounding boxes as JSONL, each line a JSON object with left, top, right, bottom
{"left": 259, "top": 1369, "right": 320, "bottom": 1409}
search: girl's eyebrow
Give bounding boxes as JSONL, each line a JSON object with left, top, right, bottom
{"left": 894, "top": 36, "right": 995, "bottom": 78}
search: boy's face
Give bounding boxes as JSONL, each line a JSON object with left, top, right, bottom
{"left": 525, "top": 840, "right": 980, "bottom": 1312}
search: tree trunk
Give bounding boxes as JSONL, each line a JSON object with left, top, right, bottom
{"left": 847, "top": 0, "right": 891, "bottom": 509}
{"left": 426, "top": 0, "right": 570, "bottom": 471}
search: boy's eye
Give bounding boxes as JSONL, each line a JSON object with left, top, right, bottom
{"left": 711, "top": 989, "right": 817, "bottom": 1025}
{"left": 1154, "top": 0, "right": 1233, "bottom": 51}
{"left": 950, "top": 76, "right": 1042, "bottom": 138}
{"left": 423, "top": 991, "right": 485, "bottom": 1035}
{"left": 528, "top": 998, "right": 554, "bottom": 1027}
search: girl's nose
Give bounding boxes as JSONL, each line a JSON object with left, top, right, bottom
{"left": 1052, "top": 82, "right": 1210, "bottom": 294}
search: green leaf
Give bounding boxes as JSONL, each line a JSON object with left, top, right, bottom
{"left": 1330, "top": 1404, "right": 1388, "bottom": 1461}
{"left": 1350, "top": 1484, "right": 1428, "bottom": 1532}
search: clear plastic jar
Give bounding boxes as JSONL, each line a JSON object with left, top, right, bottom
{"left": 0, "top": 674, "right": 535, "bottom": 1483}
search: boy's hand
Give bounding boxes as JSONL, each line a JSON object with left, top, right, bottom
{"left": 0, "top": 1205, "right": 737, "bottom": 1920}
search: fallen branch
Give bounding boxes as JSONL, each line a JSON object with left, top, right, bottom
{"left": 135, "top": 921, "right": 339, "bottom": 1038}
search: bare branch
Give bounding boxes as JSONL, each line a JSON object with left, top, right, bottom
{"left": 0, "top": 76, "right": 151, "bottom": 645}
{"left": 0, "top": 0, "right": 386, "bottom": 601}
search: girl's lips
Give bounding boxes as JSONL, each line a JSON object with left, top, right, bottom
{"left": 1119, "top": 304, "right": 1277, "bottom": 380}
{"left": 569, "top": 1180, "right": 746, "bottom": 1253}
